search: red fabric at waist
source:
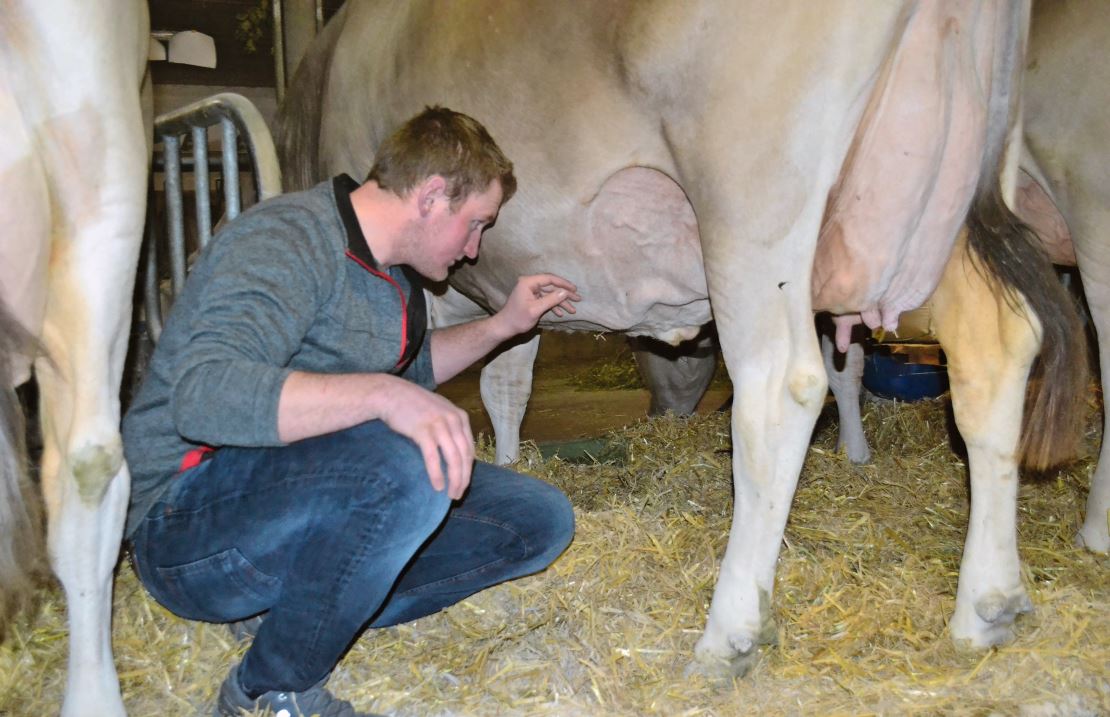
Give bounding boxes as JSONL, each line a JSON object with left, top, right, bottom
{"left": 178, "top": 445, "right": 215, "bottom": 473}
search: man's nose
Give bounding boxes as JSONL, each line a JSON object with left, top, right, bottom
{"left": 464, "top": 235, "right": 481, "bottom": 259}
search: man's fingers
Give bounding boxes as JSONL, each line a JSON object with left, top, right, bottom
{"left": 533, "top": 289, "right": 574, "bottom": 317}
{"left": 527, "top": 273, "right": 578, "bottom": 294}
{"left": 419, "top": 438, "right": 446, "bottom": 493}
{"left": 447, "top": 411, "right": 474, "bottom": 499}
{"left": 457, "top": 407, "right": 475, "bottom": 448}
{"left": 535, "top": 285, "right": 581, "bottom": 303}
{"left": 431, "top": 410, "right": 474, "bottom": 500}
{"left": 431, "top": 421, "right": 464, "bottom": 497}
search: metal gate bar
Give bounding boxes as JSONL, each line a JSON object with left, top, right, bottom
{"left": 143, "top": 92, "right": 281, "bottom": 341}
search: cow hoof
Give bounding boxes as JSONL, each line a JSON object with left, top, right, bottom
{"left": 840, "top": 440, "right": 871, "bottom": 465}
{"left": 689, "top": 626, "right": 772, "bottom": 681}
{"left": 1075, "top": 515, "right": 1109, "bottom": 554}
{"left": 950, "top": 589, "right": 1033, "bottom": 648}
{"left": 685, "top": 645, "right": 760, "bottom": 682}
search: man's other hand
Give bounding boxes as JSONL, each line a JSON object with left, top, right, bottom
{"left": 377, "top": 377, "right": 474, "bottom": 499}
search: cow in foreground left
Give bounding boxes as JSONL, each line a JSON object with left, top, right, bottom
{"left": 0, "top": 1, "right": 150, "bottom": 715}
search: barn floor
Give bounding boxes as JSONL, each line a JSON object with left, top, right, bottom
{"left": 1, "top": 349, "right": 1108, "bottom": 716}
{"left": 437, "top": 362, "right": 733, "bottom": 447}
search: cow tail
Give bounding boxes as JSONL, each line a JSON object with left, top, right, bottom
{"left": 965, "top": 1, "right": 1087, "bottom": 472}
{"left": 275, "top": 3, "right": 351, "bottom": 192}
{"left": 0, "top": 299, "right": 46, "bottom": 637}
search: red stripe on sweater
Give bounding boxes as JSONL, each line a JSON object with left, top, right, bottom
{"left": 345, "top": 249, "right": 409, "bottom": 367}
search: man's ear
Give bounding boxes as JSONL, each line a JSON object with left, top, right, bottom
{"left": 415, "top": 175, "right": 448, "bottom": 218}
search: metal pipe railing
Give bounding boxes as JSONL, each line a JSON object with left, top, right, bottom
{"left": 144, "top": 92, "right": 282, "bottom": 342}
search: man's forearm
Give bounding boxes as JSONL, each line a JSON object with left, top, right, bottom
{"left": 277, "top": 371, "right": 396, "bottom": 443}
{"left": 429, "top": 274, "right": 578, "bottom": 384}
{"left": 429, "top": 315, "right": 513, "bottom": 384}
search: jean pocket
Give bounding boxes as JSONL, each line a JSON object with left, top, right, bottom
{"left": 154, "top": 548, "right": 282, "bottom": 622}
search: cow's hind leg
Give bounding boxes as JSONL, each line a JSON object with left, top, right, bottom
{"left": 35, "top": 114, "right": 147, "bottom": 717}
{"left": 480, "top": 334, "right": 541, "bottom": 465}
{"left": 631, "top": 332, "right": 718, "bottom": 417}
{"left": 929, "top": 233, "right": 1037, "bottom": 647}
{"left": 818, "top": 318, "right": 870, "bottom": 464}
{"left": 429, "top": 285, "right": 538, "bottom": 465}
{"left": 690, "top": 218, "right": 828, "bottom": 677}
{"left": 37, "top": 241, "right": 141, "bottom": 717}
{"left": 36, "top": 364, "right": 131, "bottom": 717}
{"left": 1077, "top": 273, "right": 1110, "bottom": 553}
{"left": 1072, "top": 197, "right": 1110, "bottom": 553}
{"left": 693, "top": 279, "right": 827, "bottom": 677}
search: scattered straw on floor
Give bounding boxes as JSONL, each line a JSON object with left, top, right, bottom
{"left": 2, "top": 397, "right": 1107, "bottom": 716}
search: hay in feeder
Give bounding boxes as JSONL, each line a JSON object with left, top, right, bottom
{"left": 565, "top": 345, "right": 729, "bottom": 393}
{"left": 566, "top": 348, "right": 644, "bottom": 391}
{"left": 1, "top": 397, "right": 1107, "bottom": 716}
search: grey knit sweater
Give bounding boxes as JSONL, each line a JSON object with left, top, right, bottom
{"left": 123, "top": 175, "right": 433, "bottom": 537}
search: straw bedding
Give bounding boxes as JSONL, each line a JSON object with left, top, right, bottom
{"left": 1, "top": 395, "right": 1107, "bottom": 716}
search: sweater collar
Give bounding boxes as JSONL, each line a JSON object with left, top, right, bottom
{"left": 332, "top": 174, "right": 379, "bottom": 268}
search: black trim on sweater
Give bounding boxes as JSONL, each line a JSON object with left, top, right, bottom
{"left": 332, "top": 174, "right": 427, "bottom": 373}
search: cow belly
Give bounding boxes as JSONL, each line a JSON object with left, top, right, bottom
{"left": 812, "top": 2, "right": 997, "bottom": 330}
{"left": 456, "top": 167, "right": 711, "bottom": 343}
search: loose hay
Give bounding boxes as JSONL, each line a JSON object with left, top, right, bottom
{"left": 567, "top": 347, "right": 645, "bottom": 391}
{"left": 2, "top": 398, "right": 1108, "bottom": 716}
{"left": 566, "top": 346, "right": 729, "bottom": 393}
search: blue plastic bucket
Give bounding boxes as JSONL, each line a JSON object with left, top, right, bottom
{"left": 862, "top": 351, "right": 949, "bottom": 401}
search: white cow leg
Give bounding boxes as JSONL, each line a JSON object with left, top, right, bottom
{"left": 480, "top": 334, "right": 541, "bottom": 464}
{"left": 427, "top": 286, "right": 535, "bottom": 464}
{"left": 820, "top": 330, "right": 870, "bottom": 464}
{"left": 37, "top": 318, "right": 132, "bottom": 716}
{"left": 36, "top": 124, "right": 146, "bottom": 717}
{"left": 631, "top": 333, "right": 717, "bottom": 416}
{"left": 37, "top": 412, "right": 129, "bottom": 717}
{"left": 693, "top": 286, "right": 826, "bottom": 676}
{"left": 1076, "top": 236, "right": 1110, "bottom": 553}
{"left": 37, "top": 219, "right": 140, "bottom": 717}
{"left": 929, "top": 235, "right": 1036, "bottom": 647}
{"left": 1077, "top": 390, "right": 1110, "bottom": 553}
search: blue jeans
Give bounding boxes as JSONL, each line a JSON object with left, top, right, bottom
{"left": 130, "top": 420, "right": 574, "bottom": 696}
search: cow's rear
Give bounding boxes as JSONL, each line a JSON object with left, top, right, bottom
{"left": 0, "top": 1, "right": 150, "bottom": 715}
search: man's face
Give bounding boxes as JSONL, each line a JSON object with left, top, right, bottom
{"left": 414, "top": 180, "right": 504, "bottom": 281}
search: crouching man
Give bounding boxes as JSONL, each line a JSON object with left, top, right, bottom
{"left": 123, "top": 107, "right": 579, "bottom": 717}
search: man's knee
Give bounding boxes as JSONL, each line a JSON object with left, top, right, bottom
{"left": 530, "top": 483, "right": 574, "bottom": 565}
{"left": 311, "top": 423, "right": 452, "bottom": 527}
{"left": 327, "top": 421, "right": 440, "bottom": 482}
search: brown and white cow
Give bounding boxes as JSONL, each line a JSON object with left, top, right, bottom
{"left": 278, "top": 1, "right": 1083, "bottom": 674}
{"left": 1020, "top": 0, "right": 1110, "bottom": 553}
{"left": 823, "top": 0, "right": 1109, "bottom": 553}
{"left": 0, "top": 1, "right": 150, "bottom": 714}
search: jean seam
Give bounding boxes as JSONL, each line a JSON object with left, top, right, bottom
{"left": 155, "top": 469, "right": 377, "bottom": 521}
{"left": 392, "top": 512, "right": 528, "bottom": 596}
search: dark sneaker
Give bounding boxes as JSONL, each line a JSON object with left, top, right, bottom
{"left": 214, "top": 665, "right": 381, "bottom": 717}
